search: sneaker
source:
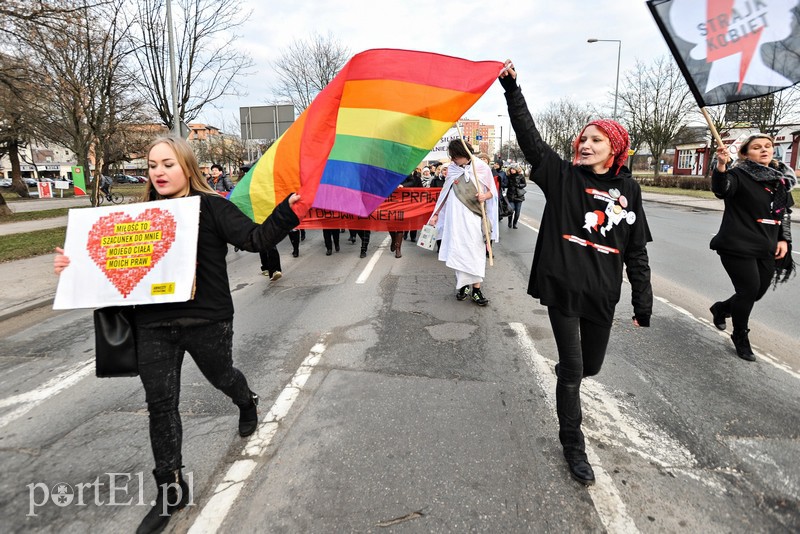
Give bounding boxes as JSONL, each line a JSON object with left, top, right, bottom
{"left": 456, "top": 285, "right": 470, "bottom": 301}
{"left": 471, "top": 288, "right": 488, "bottom": 306}
{"left": 270, "top": 271, "right": 282, "bottom": 282}
{"left": 261, "top": 270, "right": 270, "bottom": 277}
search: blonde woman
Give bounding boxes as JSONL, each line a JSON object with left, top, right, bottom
{"left": 54, "top": 136, "right": 303, "bottom": 534}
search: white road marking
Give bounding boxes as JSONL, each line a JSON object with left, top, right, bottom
{"left": 355, "top": 236, "right": 391, "bottom": 284}
{"left": 654, "top": 296, "right": 800, "bottom": 381}
{"left": 0, "top": 357, "right": 94, "bottom": 430}
{"left": 522, "top": 215, "right": 800, "bottom": 381}
{"left": 188, "top": 337, "right": 329, "bottom": 534}
{"left": 509, "top": 322, "right": 640, "bottom": 534}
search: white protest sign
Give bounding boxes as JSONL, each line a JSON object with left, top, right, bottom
{"left": 53, "top": 196, "right": 200, "bottom": 309}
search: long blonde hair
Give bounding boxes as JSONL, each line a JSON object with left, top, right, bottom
{"left": 142, "top": 136, "right": 217, "bottom": 201}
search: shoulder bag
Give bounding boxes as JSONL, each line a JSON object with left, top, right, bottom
{"left": 93, "top": 306, "right": 138, "bottom": 378}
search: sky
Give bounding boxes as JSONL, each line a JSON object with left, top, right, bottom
{"left": 204, "top": 1, "right": 673, "bottom": 133}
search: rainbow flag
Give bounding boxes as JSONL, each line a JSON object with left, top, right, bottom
{"left": 230, "top": 49, "right": 503, "bottom": 220}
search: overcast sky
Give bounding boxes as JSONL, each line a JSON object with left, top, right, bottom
{"left": 205, "top": 1, "right": 672, "bottom": 132}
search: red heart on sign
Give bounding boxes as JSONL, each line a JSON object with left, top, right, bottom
{"left": 86, "top": 208, "right": 177, "bottom": 297}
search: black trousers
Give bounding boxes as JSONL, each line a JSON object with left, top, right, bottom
{"left": 137, "top": 319, "right": 251, "bottom": 475}
{"left": 717, "top": 253, "right": 774, "bottom": 331}
{"left": 323, "top": 229, "right": 340, "bottom": 250}
{"left": 259, "top": 246, "right": 281, "bottom": 275}
{"left": 548, "top": 307, "right": 611, "bottom": 461}
{"left": 349, "top": 230, "right": 370, "bottom": 249}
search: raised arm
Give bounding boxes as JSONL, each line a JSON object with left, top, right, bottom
{"left": 498, "top": 60, "right": 554, "bottom": 173}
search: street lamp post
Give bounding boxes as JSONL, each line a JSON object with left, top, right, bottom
{"left": 587, "top": 38, "right": 621, "bottom": 120}
{"left": 498, "top": 114, "right": 511, "bottom": 162}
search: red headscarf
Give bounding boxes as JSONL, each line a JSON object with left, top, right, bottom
{"left": 572, "top": 119, "right": 630, "bottom": 175}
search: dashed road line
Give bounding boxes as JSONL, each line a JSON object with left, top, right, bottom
{"left": 0, "top": 357, "right": 94, "bottom": 430}
{"left": 356, "top": 236, "right": 390, "bottom": 284}
{"left": 187, "top": 335, "right": 329, "bottom": 534}
{"left": 509, "top": 322, "right": 640, "bottom": 534}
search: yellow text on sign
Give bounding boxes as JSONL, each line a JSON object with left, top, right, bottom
{"left": 151, "top": 283, "right": 176, "bottom": 295}
{"left": 105, "top": 256, "right": 152, "bottom": 270}
{"left": 105, "top": 244, "right": 154, "bottom": 258}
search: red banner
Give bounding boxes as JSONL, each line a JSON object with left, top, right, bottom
{"left": 297, "top": 187, "right": 440, "bottom": 231}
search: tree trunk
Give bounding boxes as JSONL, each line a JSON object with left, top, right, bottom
{"left": 9, "top": 141, "right": 31, "bottom": 198}
{"left": 0, "top": 193, "right": 12, "bottom": 217}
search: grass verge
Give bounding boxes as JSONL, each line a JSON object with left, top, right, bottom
{"left": 0, "top": 227, "right": 66, "bottom": 263}
{"left": 0, "top": 207, "right": 71, "bottom": 222}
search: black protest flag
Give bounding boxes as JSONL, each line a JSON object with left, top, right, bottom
{"left": 647, "top": 0, "right": 800, "bottom": 107}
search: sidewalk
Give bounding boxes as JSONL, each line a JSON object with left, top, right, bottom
{"left": 0, "top": 192, "right": 794, "bottom": 321}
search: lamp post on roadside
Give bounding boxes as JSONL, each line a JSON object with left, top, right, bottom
{"left": 587, "top": 38, "right": 622, "bottom": 120}
{"left": 498, "top": 114, "right": 511, "bottom": 162}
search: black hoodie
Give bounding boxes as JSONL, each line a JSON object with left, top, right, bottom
{"left": 505, "top": 86, "right": 652, "bottom": 327}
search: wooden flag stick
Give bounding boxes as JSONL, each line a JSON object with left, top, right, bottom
{"left": 701, "top": 107, "right": 725, "bottom": 149}
{"left": 455, "top": 123, "right": 494, "bottom": 266}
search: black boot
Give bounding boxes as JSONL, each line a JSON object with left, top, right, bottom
{"left": 392, "top": 232, "right": 403, "bottom": 258}
{"left": 709, "top": 302, "right": 728, "bottom": 330}
{"left": 731, "top": 329, "right": 756, "bottom": 361}
{"left": 238, "top": 391, "right": 259, "bottom": 437}
{"left": 136, "top": 469, "right": 190, "bottom": 534}
{"left": 556, "top": 380, "right": 595, "bottom": 485}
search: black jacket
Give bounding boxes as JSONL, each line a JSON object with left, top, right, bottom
{"left": 505, "top": 172, "right": 527, "bottom": 202}
{"left": 711, "top": 167, "right": 792, "bottom": 258}
{"left": 135, "top": 192, "right": 299, "bottom": 324}
{"left": 506, "top": 86, "right": 652, "bottom": 327}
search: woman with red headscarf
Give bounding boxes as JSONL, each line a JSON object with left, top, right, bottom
{"left": 499, "top": 60, "right": 653, "bottom": 486}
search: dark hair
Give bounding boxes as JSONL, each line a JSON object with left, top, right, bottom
{"left": 211, "top": 163, "right": 223, "bottom": 172}
{"left": 447, "top": 139, "right": 473, "bottom": 160}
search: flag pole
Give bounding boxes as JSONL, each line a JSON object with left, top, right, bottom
{"left": 700, "top": 107, "right": 725, "bottom": 150}
{"left": 455, "top": 123, "right": 494, "bottom": 266}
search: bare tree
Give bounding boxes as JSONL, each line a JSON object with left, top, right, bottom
{"left": 0, "top": 56, "right": 38, "bottom": 205}
{"left": 129, "top": 0, "right": 253, "bottom": 129}
{"left": 726, "top": 88, "right": 800, "bottom": 134}
{"left": 272, "top": 32, "right": 350, "bottom": 113}
{"left": 534, "top": 98, "right": 595, "bottom": 160}
{"left": 19, "top": 0, "right": 139, "bottom": 204}
{"left": 618, "top": 56, "right": 696, "bottom": 176}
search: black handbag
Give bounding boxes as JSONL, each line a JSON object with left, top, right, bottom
{"left": 93, "top": 306, "right": 138, "bottom": 378}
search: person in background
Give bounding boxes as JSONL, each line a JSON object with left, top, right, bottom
{"left": 494, "top": 161, "right": 508, "bottom": 195}
{"left": 259, "top": 246, "right": 282, "bottom": 281}
{"left": 421, "top": 167, "right": 433, "bottom": 187}
{"left": 400, "top": 168, "right": 424, "bottom": 245}
{"left": 54, "top": 136, "right": 303, "bottom": 534}
{"left": 428, "top": 140, "right": 498, "bottom": 306}
{"left": 323, "top": 228, "right": 341, "bottom": 256}
{"left": 99, "top": 174, "right": 113, "bottom": 201}
{"left": 500, "top": 59, "right": 652, "bottom": 487}
{"left": 208, "top": 163, "right": 233, "bottom": 193}
{"left": 505, "top": 165, "right": 527, "bottom": 229}
{"left": 709, "top": 134, "right": 795, "bottom": 361}
{"left": 430, "top": 165, "right": 446, "bottom": 188}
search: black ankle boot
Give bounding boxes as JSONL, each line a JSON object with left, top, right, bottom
{"left": 566, "top": 458, "right": 596, "bottom": 486}
{"left": 709, "top": 302, "right": 728, "bottom": 330}
{"left": 731, "top": 329, "right": 756, "bottom": 361}
{"left": 136, "top": 469, "right": 190, "bottom": 534}
{"left": 238, "top": 391, "right": 259, "bottom": 437}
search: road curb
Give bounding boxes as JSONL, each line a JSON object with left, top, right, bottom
{"left": 0, "top": 296, "right": 55, "bottom": 322}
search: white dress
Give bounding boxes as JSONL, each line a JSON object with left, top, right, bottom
{"left": 432, "top": 159, "right": 499, "bottom": 288}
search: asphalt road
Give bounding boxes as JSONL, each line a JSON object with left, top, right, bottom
{"left": 0, "top": 198, "right": 798, "bottom": 533}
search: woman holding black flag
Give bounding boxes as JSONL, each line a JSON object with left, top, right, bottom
{"left": 709, "top": 135, "right": 795, "bottom": 361}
